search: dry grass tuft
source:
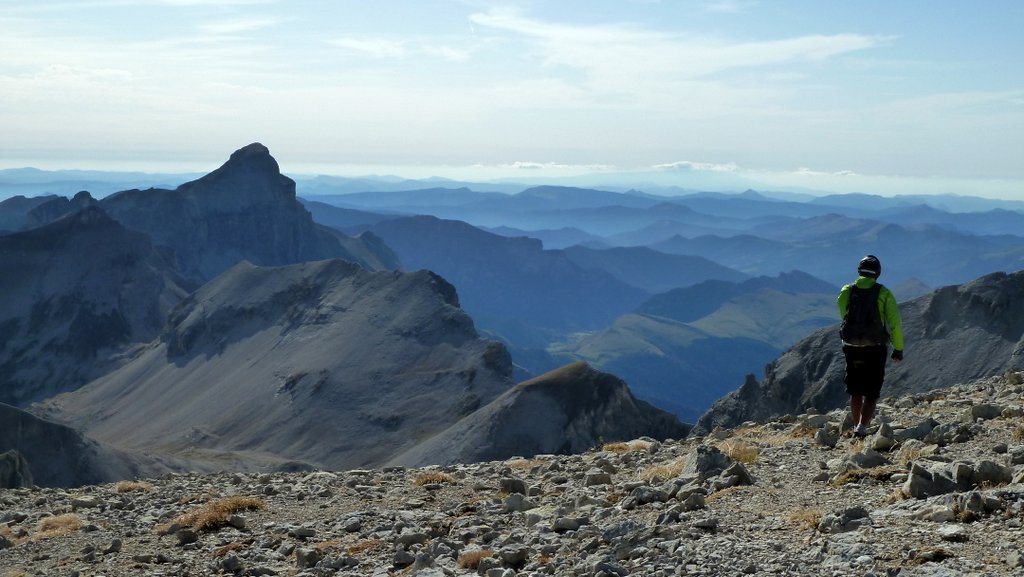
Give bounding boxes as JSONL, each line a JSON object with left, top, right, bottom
{"left": 457, "top": 550, "right": 494, "bottom": 569}
{"left": 115, "top": 480, "right": 155, "bottom": 493}
{"left": 602, "top": 440, "right": 652, "bottom": 453}
{"left": 34, "top": 514, "right": 82, "bottom": 539}
{"left": 639, "top": 460, "right": 685, "bottom": 483}
{"left": 213, "top": 540, "right": 250, "bottom": 557}
{"left": 1013, "top": 424, "right": 1024, "bottom": 442}
{"left": 157, "top": 495, "right": 265, "bottom": 534}
{"left": 413, "top": 471, "right": 456, "bottom": 486}
{"left": 717, "top": 439, "right": 759, "bottom": 464}
{"left": 893, "top": 445, "right": 927, "bottom": 464}
{"left": 787, "top": 508, "right": 822, "bottom": 531}
{"left": 507, "top": 458, "right": 547, "bottom": 469}
{"left": 886, "top": 488, "right": 913, "bottom": 503}
{"left": 308, "top": 538, "right": 345, "bottom": 553}
{"left": 788, "top": 423, "right": 819, "bottom": 439}
{"left": 348, "top": 538, "right": 385, "bottom": 555}
{"left": 705, "top": 485, "right": 746, "bottom": 502}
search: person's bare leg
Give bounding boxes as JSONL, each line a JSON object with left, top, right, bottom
{"left": 850, "top": 395, "right": 863, "bottom": 427}
{"left": 860, "top": 397, "right": 878, "bottom": 427}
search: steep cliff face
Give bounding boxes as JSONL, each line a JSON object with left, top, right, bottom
{"left": 0, "top": 206, "right": 192, "bottom": 406}
{"left": 389, "top": 361, "right": 690, "bottom": 467}
{"left": 39, "top": 259, "right": 515, "bottom": 471}
{"left": 696, "top": 270, "right": 1024, "bottom": 433}
{"left": 100, "top": 143, "right": 397, "bottom": 281}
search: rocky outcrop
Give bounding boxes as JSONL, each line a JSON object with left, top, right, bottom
{"left": 696, "top": 270, "right": 1024, "bottom": 433}
{"left": 0, "top": 206, "right": 193, "bottom": 406}
{"left": 2, "top": 372, "right": 1022, "bottom": 575}
{"left": 0, "top": 449, "right": 32, "bottom": 489}
{"left": 37, "top": 259, "right": 515, "bottom": 472}
{"left": 100, "top": 143, "right": 398, "bottom": 281}
{"left": 389, "top": 362, "right": 690, "bottom": 467}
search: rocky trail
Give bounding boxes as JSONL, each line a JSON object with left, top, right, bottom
{"left": 3, "top": 372, "right": 1023, "bottom": 577}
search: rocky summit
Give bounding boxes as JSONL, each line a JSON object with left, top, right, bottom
{"left": 99, "top": 143, "right": 397, "bottom": 282}
{"left": 3, "top": 372, "right": 1023, "bottom": 576}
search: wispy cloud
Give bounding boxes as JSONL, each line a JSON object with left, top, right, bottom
{"left": 326, "top": 36, "right": 470, "bottom": 62}
{"left": 197, "top": 17, "right": 279, "bottom": 36}
{"left": 704, "top": 0, "right": 758, "bottom": 13}
{"left": 465, "top": 8, "right": 889, "bottom": 117}
{"left": 327, "top": 37, "right": 408, "bottom": 58}
{"left": 469, "top": 9, "right": 887, "bottom": 79}
{"left": 654, "top": 161, "right": 740, "bottom": 172}
{"left": 498, "top": 161, "right": 616, "bottom": 171}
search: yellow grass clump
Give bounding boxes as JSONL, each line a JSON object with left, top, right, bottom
{"left": 787, "top": 508, "right": 822, "bottom": 531}
{"left": 602, "top": 440, "right": 652, "bottom": 453}
{"left": 704, "top": 485, "right": 747, "bottom": 503}
{"left": 507, "top": 458, "right": 547, "bottom": 469}
{"left": 413, "top": 471, "right": 456, "bottom": 486}
{"left": 1012, "top": 423, "right": 1024, "bottom": 442}
{"left": 157, "top": 495, "right": 266, "bottom": 534}
{"left": 347, "top": 538, "right": 385, "bottom": 555}
{"left": 34, "top": 514, "right": 82, "bottom": 539}
{"left": 115, "top": 480, "right": 155, "bottom": 493}
{"left": 457, "top": 549, "right": 495, "bottom": 569}
{"left": 638, "top": 460, "right": 685, "bottom": 483}
{"left": 717, "top": 439, "right": 760, "bottom": 464}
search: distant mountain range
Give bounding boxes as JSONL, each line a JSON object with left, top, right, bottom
{"left": 4, "top": 143, "right": 1024, "bottom": 487}
{"left": 550, "top": 272, "right": 840, "bottom": 421}
{"left": 1, "top": 144, "right": 687, "bottom": 485}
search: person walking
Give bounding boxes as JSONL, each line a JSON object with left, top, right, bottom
{"left": 837, "top": 255, "right": 903, "bottom": 438}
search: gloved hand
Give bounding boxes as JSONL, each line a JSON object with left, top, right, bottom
{"left": 891, "top": 349, "right": 903, "bottom": 362}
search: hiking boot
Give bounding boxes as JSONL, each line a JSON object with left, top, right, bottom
{"left": 853, "top": 424, "right": 868, "bottom": 439}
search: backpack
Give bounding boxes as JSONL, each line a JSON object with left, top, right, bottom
{"left": 840, "top": 283, "right": 889, "bottom": 345}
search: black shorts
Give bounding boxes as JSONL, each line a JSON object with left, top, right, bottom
{"left": 843, "top": 344, "right": 888, "bottom": 399}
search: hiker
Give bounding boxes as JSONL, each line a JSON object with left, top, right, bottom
{"left": 837, "top": 254, "right": 903, "bottom": 438}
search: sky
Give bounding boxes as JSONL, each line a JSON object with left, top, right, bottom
{"left": 1, "top": 0, "right": 1023, "bottom": 198}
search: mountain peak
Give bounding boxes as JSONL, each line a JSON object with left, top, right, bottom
{"left": 207, "top": 142, "right": 281, "bottom": 180}
{"left": 181, "top": 142, "right": 286, "bottom": 198}
{"left": 227, "top": 142, "right": 274, "bottom": 164}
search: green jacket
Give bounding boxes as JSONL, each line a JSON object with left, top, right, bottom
{"left": 837, "top": 276, "right": 904, "bottom": 350}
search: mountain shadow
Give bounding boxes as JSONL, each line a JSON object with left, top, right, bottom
{"left": 1, "top": 403, "right": 178, "bottom": 488}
